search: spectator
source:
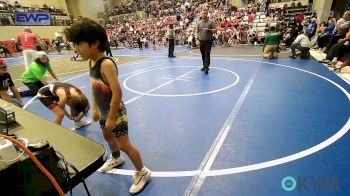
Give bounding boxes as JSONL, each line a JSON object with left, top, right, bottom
{"left": 176, "top": 10, "right": 181, "bottom": 21}
{"left": 112, "top": 33, "right": 118, "bottom": 49}
{"left": 105, "top": 35, "right": 113, "bottom": 57}
{"left": 0, "top": 59, "right": 23, "bottom": 107}
{"left": 52, "top": 38, "right": 62, "bottom": 53}
{"left": 316, "top": 18, "right": 336, "bottom": 51}
{"left": 187, "top": 32, "right": 193, "bottom": 49}
{"left": 137, "top": 34, "right": 143, "bottom": 51}
{"left": 310, "top": 21, "right": 327, "bottom": 48}
{"left": 320, "top": 32, "right": 350, "bottom": 66}
{"left": 16, "top": 27, "right": 47, "bottom": 70}
{"left": 305, "top": 18, "right": 317, "bottom": 38}
{"left": 295, "top": 12, "right": 305, "bottom": 24}
{"left": 332, "top": 58, "right": 350, "bottom": 72}
{"left": 290, "top": 31, "right": 311, "bottom": 59}
{"left": 283, "top": 28, "right": 294, "bottom": 47}
{"left": 0, "top": 43, "right": 12, "bottom": 58}
{"left": 325, "top": 10, "right": 350, "bottom": 53}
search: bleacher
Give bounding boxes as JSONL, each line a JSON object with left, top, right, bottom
{"left": 283, "top": 5, "right": 312, "bottom": 24}
{"left": 268, "top": 0, "right": 312, "bottom": 26}
{"left": 109, "top": 0, "right": 205, "bottom": 17}
{"left": 0, "top": 0, "right": 69, "bottom": 26}
{"left": 269, "top": 0, "right": 309, "bottom": 9}
{"left": 251, "top": 12, "right": 267, "bottom": 39}
{"left": 0, "top": 1, "right": 67, "bottom": 16}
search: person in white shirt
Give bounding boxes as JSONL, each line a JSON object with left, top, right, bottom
{"left": 187, "top": 33, "right": 193, "bottom": 49}
{"left": 289, "top": 31, "right": 311, "bottom": 59}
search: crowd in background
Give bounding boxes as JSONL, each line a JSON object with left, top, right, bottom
{"left": 1, "top": 0, "right": 350, "bottom": 72}
{"left": 0, "top": 0, "right": 68, "bottom": 26}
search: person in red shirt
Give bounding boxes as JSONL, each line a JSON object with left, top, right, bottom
{"left": 248, "top": 14, "right": 254, "bottom": 23}
{"left": 295, "top": 12, "right": 305, "bottom": 24}
{"left": 16, "top": 27, "right": 47, "bottom": 70}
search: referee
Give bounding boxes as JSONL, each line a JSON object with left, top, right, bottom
{"left": 167, "top": 23, "right": 176, "bottom": 58}
{"left": 196, "top": 8, "right": 217, "bottom": 74}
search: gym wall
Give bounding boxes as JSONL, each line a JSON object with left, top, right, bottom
{"left": 0, "top": 26, "right": 70, "bottom": 40}
{"left": 7, "top": 0, "right": 68, "bottom": 12}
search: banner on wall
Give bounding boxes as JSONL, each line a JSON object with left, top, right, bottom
{"left": 15, "top": 12, "right": 51, "bottom": 26}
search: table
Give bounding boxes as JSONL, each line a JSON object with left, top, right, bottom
{"left": 0, "top": 100, "right": 106, "bottom": 195}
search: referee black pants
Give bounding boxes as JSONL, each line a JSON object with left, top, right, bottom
{"left": 168, "top": 39, "right": 175, "bottom": 57}
{"left": 200, "top": 40, "right": 213, "bottom": 69}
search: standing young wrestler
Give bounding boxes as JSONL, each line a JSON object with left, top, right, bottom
{"left": 37, "top": 82, "right": 91, "bottom": 129}
{"left": 65, "top": 18, "right": 151, "bottom": 194}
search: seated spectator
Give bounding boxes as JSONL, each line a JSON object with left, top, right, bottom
{"left": 289, "top": 31, "right": 311, "bottom": 59}
{"left": 294, "top": 22, "right": 304, "bottom": 35}
{"left": 305, "top": 18, "right": 317, "bottom": 38}
{"left": 320, "top": 32, "right": 350, "bottom": 66}
{"left": 263, "top": 26, "right": 282, "bottom": 59}
{"left": 325, "top": 10, "right": 350, "bottom": 53}
{"left": 310, "top": 21, "right": 327, "bottom": 49}
{"left": 316, "top": 18, "right": 336, "bottom": 51}
{"left": 0, "top": 59, "right": 24, "bottom": 107}
{"left": 176, "top": 11, "right": 181, "bottom": 21}
{"left": 14, "top": 1, "right": 21, "bottom": 8}
{"left": 0, "top": 43, "right": 12, "bottom": 58}
{"left": 295, "top": 12, "right": 305, "bottom": 24}
{"left": 283, "top": 28, "right": 294, "bottom": 47}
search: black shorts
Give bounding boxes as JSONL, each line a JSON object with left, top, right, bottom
{"left": 37, "top": 86, "right": 59, "bottom": 109}
{"left": 99, "top": 117, "right": 128, "bottom": 137}
{"left": 99, "top": 102, "right": 128, "bottom": 137}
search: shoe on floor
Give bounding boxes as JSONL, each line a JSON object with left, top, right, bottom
{"left": 326, "top": 63, "right": 336, "bottom": 67}
{"left": 268, "top": 53, "right": 274, "bottom": 59}
{"left": 327, "top": 60, "right": 338, "bottom": 66}
{"left": 204, "top": 68, "right": 209, "bottom": 74}
{"left": 333, "top": 67, "right": 341, "bottom": 73}
{"left": 319, "top": 59, "right": 330, "bottom": 63}
{"left": 98, "top": 155, "right": 125, "bottom": 172}
{"left": 129, "top": 167, "right": 151, "bottom": 194}
{"left": 201, "top": 67, "right": 205, "bottom": 71}
{"left": 74, "top": 119, "right": 91, "bottom": 128}
{"left": 289, "top": 55, "right": 296, "bottom": 59}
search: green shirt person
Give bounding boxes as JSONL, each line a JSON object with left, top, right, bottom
{"left": 19, "top": 51, "right": 59, "bottom": 97}
{"left": 265, "top": 30, "right": 282, "bottom": 45}
{"left": 263, "top": 26, "right": 282, "bottom": 59}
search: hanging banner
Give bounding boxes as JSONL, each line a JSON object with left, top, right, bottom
{"left": 15, "top": 12, "right": 51, "bottom": 26}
